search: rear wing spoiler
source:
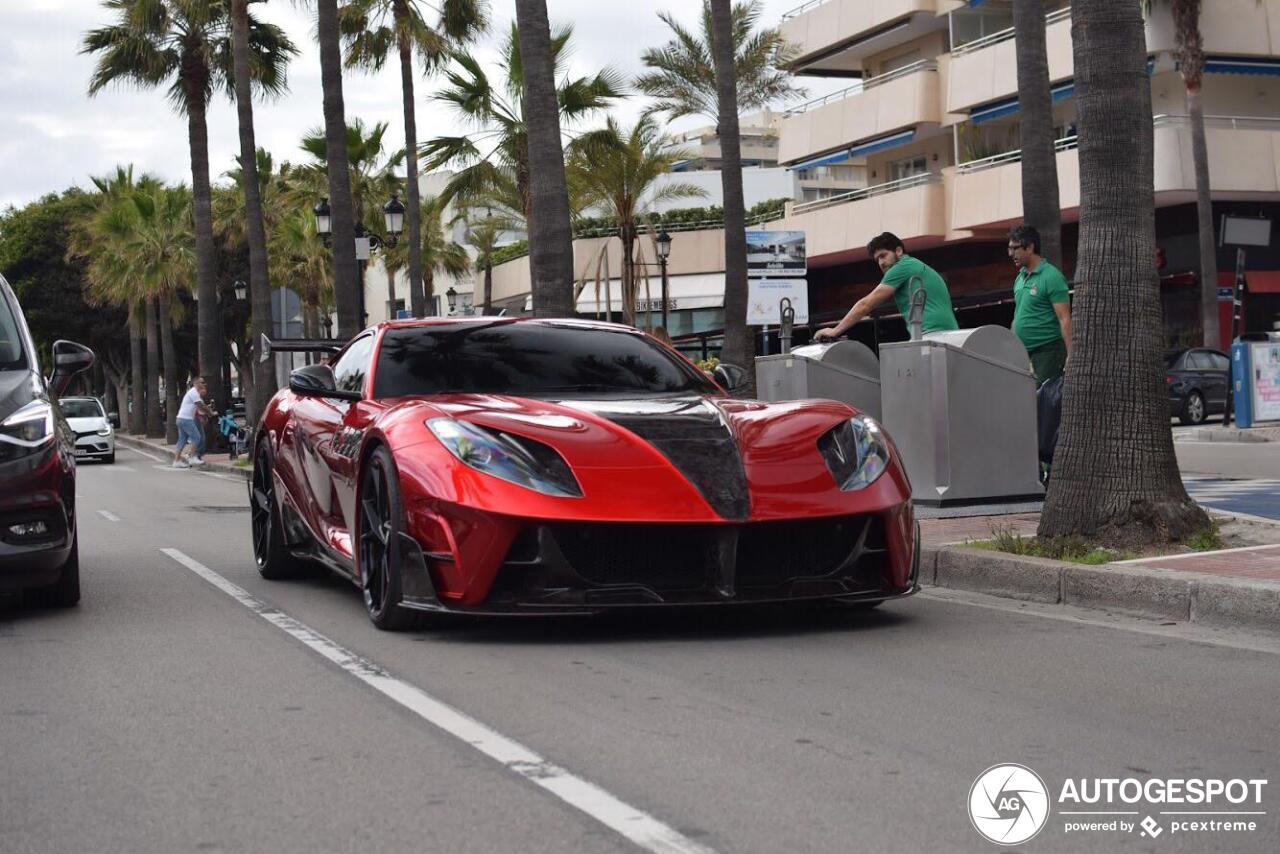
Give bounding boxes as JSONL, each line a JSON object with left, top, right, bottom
{"left": 259, "top": 334, "right": 344, "bottom": 362}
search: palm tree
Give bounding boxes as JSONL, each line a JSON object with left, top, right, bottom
{"left": 340, "top": 0, "right": 488, "bottom": 318}
{"left": 568, "top": 117, "right": 706, "bottom": 326}
{"left": 270, "top": 209, "right": 333, "bottom": 344}
{"left": 708, "top": 0, "right": 754, "bottom": 392}
{"left": 230, "top": 0, "right": 297, "bottom": 424}
{"left": 83, "top": 0, "right": 294, "bottom": 417}
{"left": 636, "top": 0, "right": 805, "bottom": 122}
{"left": 462, "top": 206, "right": 506, "bottom": 314}
{"left": 1038, "top": 0, "right": 1208, "bottom": 544}
{"left": 315, "top": 0, "right": 363, "bottom": 338}
{"left": 422, "top": 22, "right": 623, "bottom": 235}
{"left": 1013, "top": 0, "right": 1062, "bottom": 266}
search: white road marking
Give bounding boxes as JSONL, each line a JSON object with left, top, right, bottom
{"left": 96, "top": 510, "right": 121, "bottom": 522}
{"left": 123, "top": 444, "right": 163, "bottom": 462}
{"left": 159, "top": 548, "right": 715, "bottom": 854}
{"left": 197, "top": 469, "right": 246, "bottom": 483}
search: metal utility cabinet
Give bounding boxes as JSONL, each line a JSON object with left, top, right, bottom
{"left": 879, "top": 326, "right": 1043, "bottom": 506}
{"left": 755, "top": 340, "right": 882, "bottom": 420}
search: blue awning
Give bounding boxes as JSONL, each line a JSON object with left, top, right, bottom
{"left": 786, "top": 149, "right": 854, "bottom": 171}
{"left": 969, "top": 0, "right": 988, "bottom": 6}
{"left": 849, "top": 129, "right": 915, "bottom": 157}
{"left": 969, "top": 81, "right": 1075, "bottom": 125}
{"left": 1205, "top": 56, "right": 1280, "bottom": 76}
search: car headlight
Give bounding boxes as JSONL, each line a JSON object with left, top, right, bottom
{"left": 818, "top": 414, "right": 890, "bottom": 491}
{"left": 0, "top": 401, "right": 55, "bottom": 451}
{"left": 96, "top": 425, "right": 113, "bottom": 436}
{"left": 426, "top": 418, "right": 582, "bottom": 498}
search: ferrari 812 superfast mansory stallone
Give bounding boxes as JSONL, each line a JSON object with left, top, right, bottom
{"left": 251, "top": 318, "right": 919, "bottom": 629}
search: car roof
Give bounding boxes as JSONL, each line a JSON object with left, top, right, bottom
{"left": 378, "top": 316, "right": 640, "bottom": 335}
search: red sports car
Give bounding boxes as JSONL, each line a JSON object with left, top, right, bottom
{"left": 251, "top": 318, "right": 918, "bottom": 629}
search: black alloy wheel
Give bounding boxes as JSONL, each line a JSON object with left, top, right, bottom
{"left": 252, "top": 442, "right": 306, "bottom": 579}
{"left": 358, "top": 446, "right": 418, "bottom": 631}
{"left": 1181, "top": 390, "right": 1207, "bottom": 426}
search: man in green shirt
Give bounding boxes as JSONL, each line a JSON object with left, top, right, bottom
{"left": 1008, "top": 225, "right": 1072, "bottom": 386}
{"left": 815, "top": 232, "right": 959, "bottom": 342}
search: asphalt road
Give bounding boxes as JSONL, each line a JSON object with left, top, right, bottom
{"left": 3, "top": 445, "right": 1278, "bottom": 853}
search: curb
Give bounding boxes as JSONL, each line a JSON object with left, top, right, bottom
{"left": 1178, "top": 427, "right": 1272, "bottom": 443}
{"left": 926, "top": 545, "right": 1280, "bottom": 637}
{"left": 114, "top": 434, "right": 250, "bottom": 481}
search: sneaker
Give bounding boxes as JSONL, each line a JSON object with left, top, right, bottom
{"left": 190, "top": 456, "right": 205, "bottom": 466}
{"left": 172, "top": 459, "right": 190, "bottom": 469}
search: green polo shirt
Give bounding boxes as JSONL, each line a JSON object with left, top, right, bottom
{"left": 881, "top": 255, "right": 959, "bottom": 333}
{"left": 1012, "top": 259, "right": 1071, "bottom": 352}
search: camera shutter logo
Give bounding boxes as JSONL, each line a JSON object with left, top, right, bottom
{"left": 969, "top": 764, "right": 1051, "bottom": 845}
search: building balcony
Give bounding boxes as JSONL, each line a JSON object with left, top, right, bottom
{"left": 780, "top": 0, "right": 943, "bottom": 76}
{"left": 779, "top": 61, "right": 941, "bottom": 166}
{"left": 947, "top": 115, "right": 1280, "bottom": 233}
{"left": 1145, "top": 0, "right": 1280, "bottom": 58}
{"left": 784, "top": 173, "right": 948, "bottom": 262}
{"left": 946, "top": 6, "right": 1073, "bottom": 116}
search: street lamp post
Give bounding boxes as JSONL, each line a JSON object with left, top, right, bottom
{"left": 446, "top": 286, "right": 458, "bottom": 316}
{"left": 314, "top": 196, "right": 405, "bottom": 330}
{"left": 655, "top": 230, "right": 673, "bottom": 331}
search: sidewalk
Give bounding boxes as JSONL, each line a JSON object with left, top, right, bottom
{"left": 1175, "top": 424, "right": 1280, "bottom": 443}
{"left": 920, "top": 510, "right": 1280, "bottom": 636}
{"left": 115, "top": 433, "right": 250, "bottom": 480}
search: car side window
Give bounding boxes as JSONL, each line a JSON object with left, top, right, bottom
{"left": 331, "top": 334, "right": 375, "bottom": 395}
{"left": 1210, "top": 353, "right": 1230, "bottom": 372}
{"left": 1185, "top": 352, "right": 1210, "bottom": 370}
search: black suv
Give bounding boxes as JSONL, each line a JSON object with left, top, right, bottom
{"left": 0, "top": 274, "right": 95, "bottom": 605}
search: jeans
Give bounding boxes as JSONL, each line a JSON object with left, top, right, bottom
{"left": 175, "top": 417, "right": 205, "bottom": 457}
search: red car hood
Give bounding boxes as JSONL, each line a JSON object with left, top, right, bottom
{"left": 383, "top": 393, "right": 905, "bottom": 523}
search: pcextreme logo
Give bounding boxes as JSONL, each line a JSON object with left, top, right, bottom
{"left": 968, "top": 765, "right": 1269, "bottom": 846}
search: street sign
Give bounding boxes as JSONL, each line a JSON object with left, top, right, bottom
{"left": 1218, "top": 287, "right": 1236, "bottom": 301}
{"left": 355, "top": 237, "right": 372, "bottom": 260}
{"left": 747, "top": 279, "right": 809, "bottom": 325}
{"left": 746, "top": 230, "right": 806, "bottom": 277}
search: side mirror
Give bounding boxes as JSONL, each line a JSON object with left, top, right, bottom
{"left": 50, "top": 340, "right": 95, "bottom": 399}
{"left": 289, "top": 364, "right": 362, "bottom": 401}
{"left": 108, "top": 412, "right": 121, "bottom": 428}
{"left": 713, "top": 362, "right": 750, "bottom": 395}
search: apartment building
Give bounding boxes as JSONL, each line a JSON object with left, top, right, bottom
{"left": 775, "top": 0, "right": 1280, "bottom": 347}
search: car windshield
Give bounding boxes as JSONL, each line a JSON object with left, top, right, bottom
{"left": 373, "top": 322, "right": 719, "bottom": 399}
{"left": 61, "top": 399, "right": 104, "bottom": 419}
{"left": 0, "top": 291, "right": 28, "bottom": 372}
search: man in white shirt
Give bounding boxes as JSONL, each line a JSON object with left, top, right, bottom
{"left": 173, "top": 377, "right": 214, "bottom": 468}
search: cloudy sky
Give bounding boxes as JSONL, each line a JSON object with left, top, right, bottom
{"left": 0, "top": 0, "right": 840, "bottom": 210}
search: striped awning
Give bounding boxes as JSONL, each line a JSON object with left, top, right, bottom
{"left": 1205, "top": 56, "right": 1280, "bottom": 76}
{"left": 787, "top": 149, "right": 855, "bottom": 171}
{"left": 849, "top": 129, "right": 915, "bottom": 157}
{"left": 970, "top": 81, "right": 1076, "bottom": 125}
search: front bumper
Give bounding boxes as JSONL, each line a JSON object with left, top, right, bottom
{"left": 401, "top": 509, "right": 919, "bottom": 615}
{"left": 0, "top": 444, "right": 73, "bottom": 591}
{"left": 74, "top": 431, "right": 114, "bottom": 458}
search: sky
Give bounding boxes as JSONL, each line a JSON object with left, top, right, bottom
{"left": 0, "top": 0, "right": 841, "bottom": 210}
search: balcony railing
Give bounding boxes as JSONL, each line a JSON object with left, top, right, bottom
{"left": 956, "top": 135, "right": 1079, "bottom": 174}
{"left": 781, "top": 0, "right": 834, "bottom": 22}
{"left": 791, "top": 172, "right": 942, "bottom": 216}
{"left": 783, "top": 60, "right": 939, "bottom": 116}
{"left": 1152, "top": 114, "right": 1280, "bottom": 131}
{"left": 951, "top": 6, "right": 1071, "bottom": 57}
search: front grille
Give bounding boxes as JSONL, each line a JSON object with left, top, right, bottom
{"left": 539, "top": 515, "right": 887, "bottom": 594}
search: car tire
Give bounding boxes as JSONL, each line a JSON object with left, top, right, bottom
{"left": 251, "top": 440, "right": 309, "bottom": 580}
{"left": 1180, "top": 390, "right": 1207, "bottom": 425}
{"left": 358, "top": 446, "right": 423, "bottom": 632}
{"left": 30, "top": 529, "right": 80, "bottom": 608}
{"left": 102, "top": 452, "right": 115, "bottom": 465}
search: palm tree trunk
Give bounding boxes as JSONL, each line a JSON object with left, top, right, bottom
{"left": 231, "top": 0, "right": 278, "bottom": 425}
{"left": 425, "top": 267, "right": 436, "bottom": 314}
{"left": 128, "top": 307, "right": 145, "bottom": 435}
{"left": 483, "top": 261, "right": 493, "bottom": 313}
{"left": 386, "top": 266, "right": 398, "bottom": 319}
{"left": 159, "top": 293, "right": 179, "bottom": 445}
{"left": 394, "top": 0, "right": 426, "bottom": 317}
{"left": 1013, "top": 0, "right": 1063, "bottom": 265}
{"left": 182, "top": 64, "right": 227, "bottom": 422}
{"left": 709, "top": 0, "right": 755, "bottom": 394}
{"left": 513, "top": 0, "right": 576, "bottom": 316}
{"left": 317, "top": 0, "right": 362, "bottom": 338}
{"left": 144, "top": 297, "right": 163, "bottom": 439}
{"left": 621, "top": 227, "right": 637, "bottom": 327}
{"left": 1038, "top": 0, "right": 1207, "bottom": 544}
{"left": 1188, "top": 85, "right": 1219, "bottom": 348}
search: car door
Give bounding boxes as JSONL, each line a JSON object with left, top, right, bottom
{"left": 292, "top": 333, "right": 376, "bottom": 553}
{"left": 1205, "top": 351, "right": 1231, "bottom": 411}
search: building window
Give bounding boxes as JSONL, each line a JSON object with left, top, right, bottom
{"left": 890, "top": 156, "right": 928, "bottom": 182}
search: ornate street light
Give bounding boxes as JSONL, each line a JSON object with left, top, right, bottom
{"left": 313, "top": 198, "right": 332, "bottom": 237}
{"left": 383, "top": 195, "right": 405, "bottom": 245}
{"left": 655, "top": 230, "right": 673, "bottom": 331}
{"left": 233, "top": 279, "right": 247, "bottom": 302}
{"left": 446, "top": 286, "right": 458, "bottom": 314}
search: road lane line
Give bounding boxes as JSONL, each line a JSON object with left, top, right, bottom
{"left": 96, "top": 510, "right": 121, "bottom": 522}
{"left": 159, "top": 548, "right": 715, "bottom": 854}
{"left": 123, "top": 445, "right": 163, "bottom": 462}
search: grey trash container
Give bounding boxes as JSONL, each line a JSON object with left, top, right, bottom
{"left": 755, "top": 340, "right": 882, "bottom": 420}
{"left": 879, "top": 326, "right": 1042, "bottom": 506}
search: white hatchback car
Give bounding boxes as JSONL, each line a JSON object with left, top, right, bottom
{"left": 60, "top": 397, "right": 116, "bottom": 463}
